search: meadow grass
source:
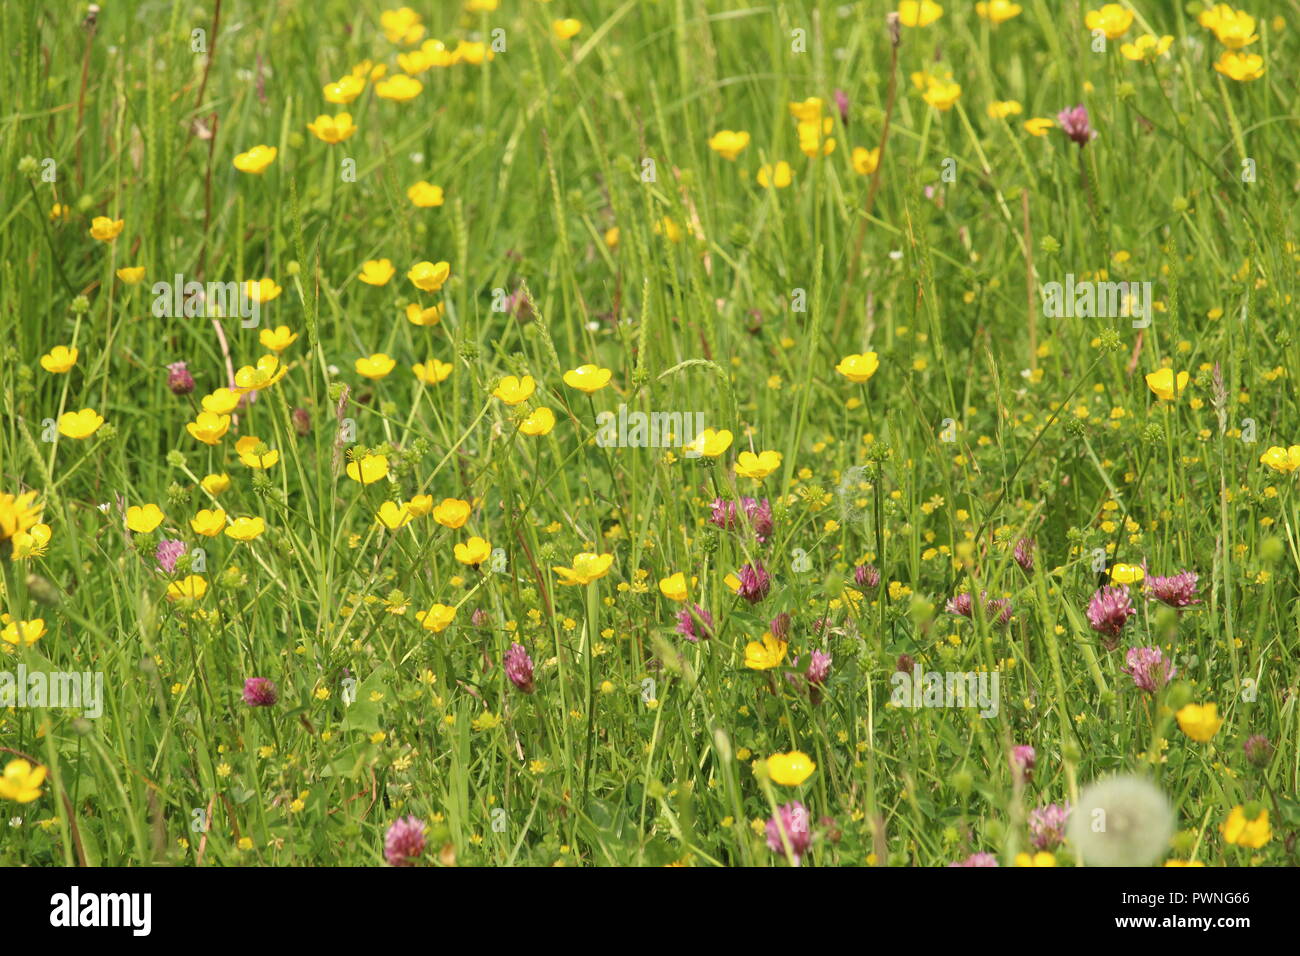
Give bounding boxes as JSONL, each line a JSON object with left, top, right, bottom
{"left": 1, "top": 0, "right": 1298, "bottom": 867}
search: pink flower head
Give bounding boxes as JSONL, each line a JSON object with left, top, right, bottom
{"left": 167, "top": 361, "right": 195, "bottom": 395}
{"left": 735, "top": 562, "right": 771, "bottom": 604}
{"left": 834, "top": 88, "right": 850, "bottom": 126}
{"left": 1144, "top": 570, "right": 1199, "bottom": 608}
{"left": 805, "top": 650, "right": 832, "bottom": 686}
{"left": 1057, "top": 104, "right": 1097, "bottom": 146}
{"left": 1029, "top": 803, "right": 1071, "bottom": 851}
{"left": 769, "top": 612, "right": 792, "bottom": 640}
{"left": 946, "top": 591, "right": 1012, "bottom": 625}
{"left": 1122, "top": 646, "right": 1175, "bottom": 694}
{"left": 854, "top": 563, "right": 880, "bottom": 588}
{"left": 675, "top": 604, "right": 714, "bottom": 642}
{"left": 504, "top": 642, "right": 535, "bottom": 693}
{"left": 709, "top": 497, "right": 774, "bottom": 543}
{"left": 765, "top": 801, "right": 812, "bottom": 864}
{"left": 242, "top": 677, "right": 277, "bottom": 707}
{"left": 155, "top": 538, "right": 186, "bottom": 574}
{"left": 1010, "top": 744, "right": 1036, "bottom": 779}
{"left": 949, "top": 852, "right": 999, "bottom": 867}
{"left": 1013, "top": 537, "right": 1035, "bottom": 573}
{"left": 1086, "top": 585, "right": 1136, "bottom": 648}
{"left": 384, "top": 815, "right": 427, "bottom": 866}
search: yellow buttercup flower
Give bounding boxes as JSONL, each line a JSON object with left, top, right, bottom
{"left": 186, "top": 412, "right": 231, "bottom": 446}
{"left": 243, "top": 278, "right": 283, "bottom": 303}
{"left": 374, "top": 501, "right": 412, "bottom": 531}
{"left": 1109, "top": 563, "right": 1145, "bottom": 585}
{"left": 987, "top": 100, "right": 1023, "bottom": 120}
{"left": 898, "top": 0, "right": 943, "bottom": 27}
{"left": 202, "top": 388, "right": 242, "bottom": 415}
{"left": 1221, "top": 806, "right": 1270, "bottom": 848}
{"left": 519, "top": 406, "right": 556, "bottom": 436}
{"left": 406, "top": 302, "right": 445, "bottom": 326}
{"left": 1121, "top": 34, "right": 1173, "bottom": 61}
{"left": 89, "top": 216, "right": 124, "bottom": 241}
{"left": 1214, "top": 51, "right": 1265, "bottom": 82}
{"left": 563, "top": 364, "right": 612, "bottom": 393}
{"left": 235, "top": 436, "right": 280, "bottom": 469}
{"left": 1084, "top": 3, "right": 1134, "bottom": 39}
{"left": 836, "top": 352, "right": 879, "bottom": 383}
{"left": 553, "top": 552, "right": 615, "bottom": 586}
{"left": 58, "top": 408, "right": 104, "bottom": 439}
{"left": 259, "top": 325, "right": 299, "bottom": 353}
{"left": 735, "top": 450, "right": 782, "bottom": 480}
{"left": 493, "top": 375, "right": 536, "bottom": 405}
{"left": 407, "top": 181, "right": 444, "bottom": 207}
{"left": 413, "top": 359, "right": 453, "bottom": 385}
{"left": 376, "top": 74, "right": 423, "bottom": 102}
{"left": 1258, "top": 445, "right": 1300, "bottom": 474}
{"left": 708, "top": 130, "right": 751, "bottom": 160}
{"left": 190, "top": 508, "right": 228, "bottom": 537}
{"left": 0, "top": 491, "right": 43, "bottom": 542}
{"left": 359, "top": 259, "right": 396, "bottom": 286}
{"left": 433, "top": 499, "right": 472, "bottom": 529}
{"left": 416, "top": 603, "right": 457, "bottom": 632}
{"left": 1175, "top": 702, "right": 1223, "bottom": 742}
{"left": 767, "top": 751, "right": 815, "bottom": 786}
{"left": 1024, "top": 117, "right": 1055, "bottom": 136}
{"left": 922, "top": 80, "right": 962, "bottom": 111}
{"left": 407, "top": 495, "right": 433, "bottom": 517}
{"left": 225, "top": 516, "right": 266, "bottom": 541}
{"left": 200, "top": 474, "right": 230, "bottom": 495}
{"left": 851, "top": 146, "right": 880, "bottom": 175}
{"left": 552, "top": 18, "right": 582, "bottom": 40}
{"left": 1014, "top": 852, "right": 1057, "bottom": 867}
{"left": 455, "top": 536, "right": 493, "bottom": 567}
{"left": 744, "top": 632, "right": 788, "bottom": 670}
{"left": 788, "top": 97, "right": 823, "bottom": 122}
{"left": 453, "top": 40, "right": 494, "bottom": 65}
{"left": 658, "top": 572, "right": 688, "bottom": 601}
{"left": 656, "top": 217, "right": 685, "bottom": 243}
{"left": 233, "top": 145, "right": 277, "bottom": 174}
{"left": 1144, "top": 368, "right": 1189, "bottom": 401}
{"left": 975, "top": 0, "right": 1021, "bottom": 24}
{"left": 684, "top": 428, "right": 733, "bottom": 458}
{"left": 323, "top": 75, "right": 365, "bottom": 104}
{"left": 306, "top": 113, "right": 357, "bottom": 144}
{"left": 408, "top": 260, "right": 450, "bottom": 292}
{"left": 346, "top": 454, "right": 389, "bottom": 485}
{"left": 116, "top": 266, "right": 146, "bottom": 284}
{"left": 167, "top": 575, "right": 208, "bottom": 601}
{"left": 39, "top": 346, "right": 78, "bottom": 374}
{"left": 11, "top": 523, "right": 52, "bottom": 559}
{"left": 756, "top": 161, "right": 793, "bottom": 189}
{"left": 1201, "top": 5, "right": 1258, "bottom": 49}
{"left": 355, "top": 353, "right": 397, "bottom": 379}
{"left": 234, "top": 354, "right": 287, "bottom": 391}
{"left": 796, "top": 117, "right": 835, "bottom": 157}
{"left": 380, "top": 6, "right": 425, "bottom": 44}
{"left": 0, "top": 759, "right": 47, "bottom": 802}
{"left": 1, "top": 618, "right": 47, "bottom": 647}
